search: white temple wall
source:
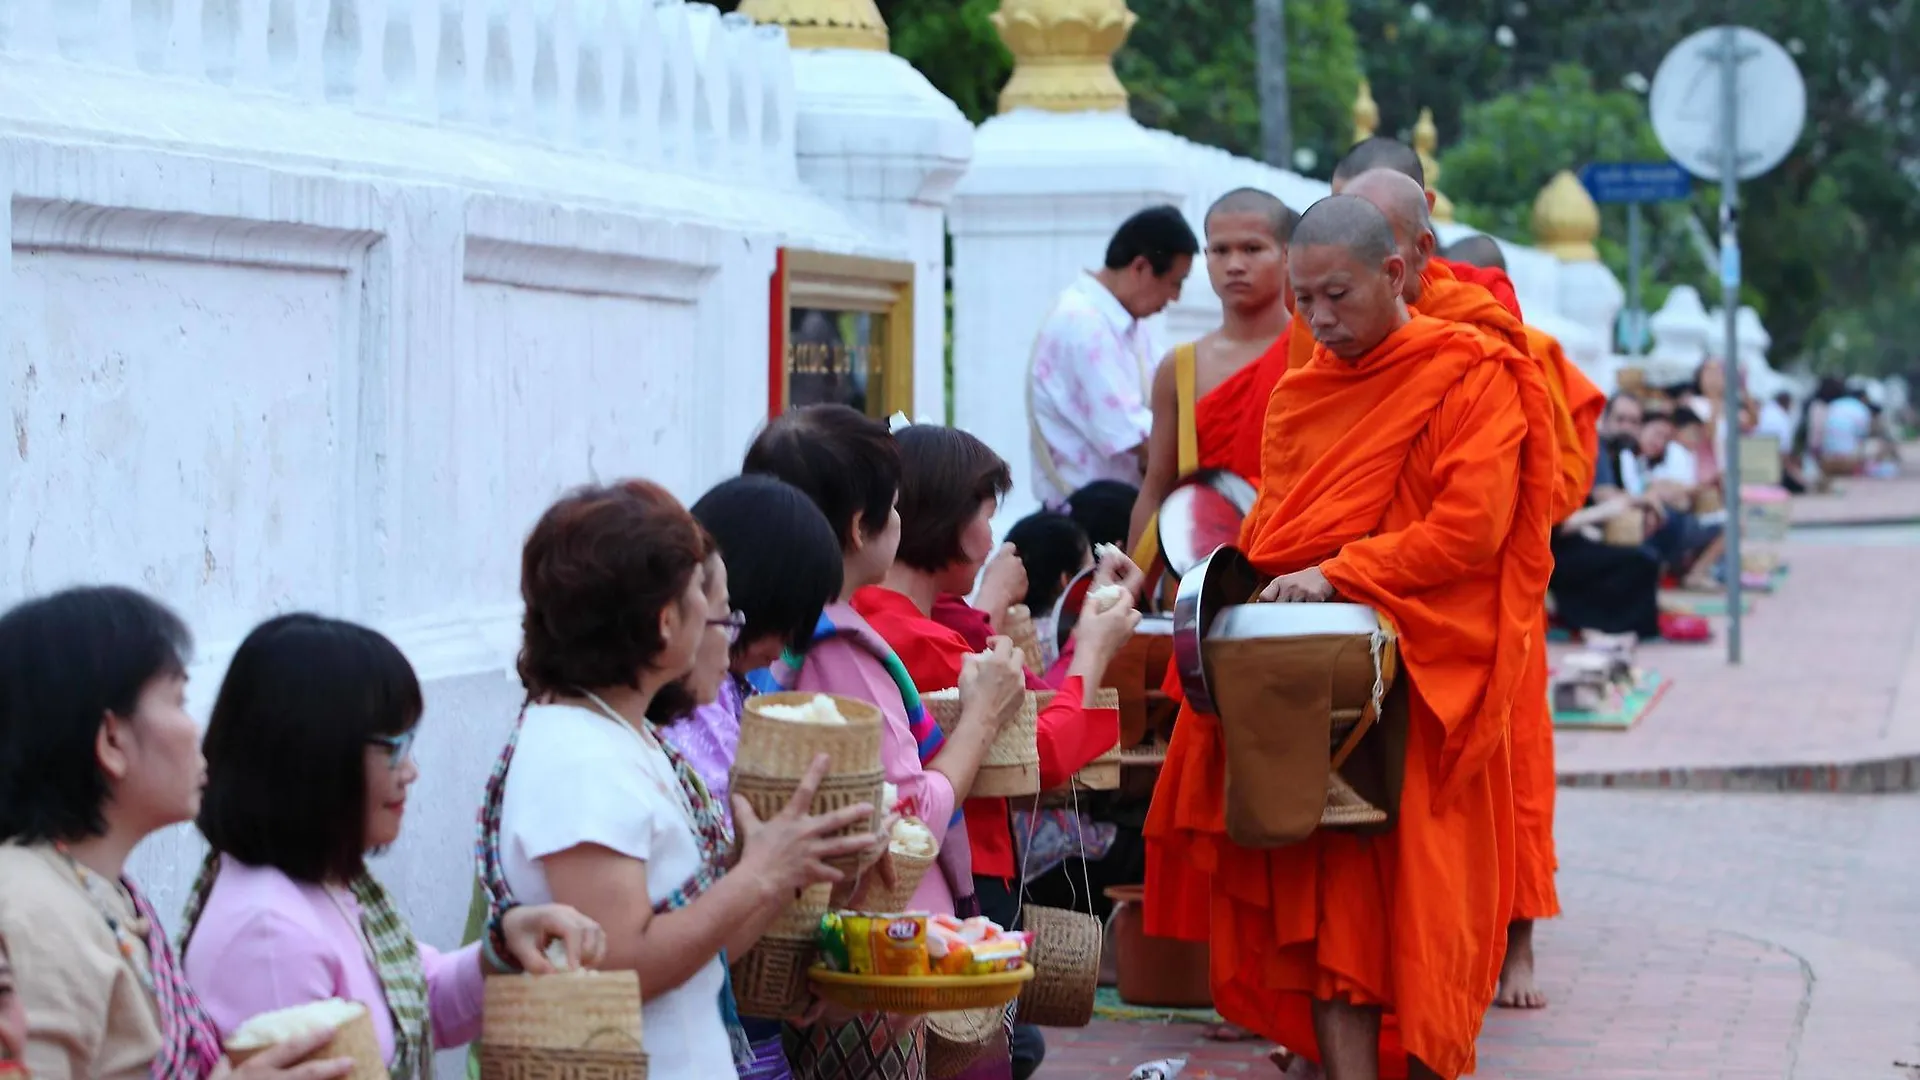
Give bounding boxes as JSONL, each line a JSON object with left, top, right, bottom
{"left": 0, "top": 0, "right": 905, "bottom": 964}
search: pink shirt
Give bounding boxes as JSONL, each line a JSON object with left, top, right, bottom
{"left": 183, "top": 857, "right": 486, "bottom": 1064}
{"left": 794, "top": 604, "right": 958, "bottom": 915}
{"left": 1028, "top": 273, "right": 1158, "bottom": 503}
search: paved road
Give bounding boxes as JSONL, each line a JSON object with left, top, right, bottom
{"left": 1036, "top": 790, "right": 1920, "bottom": 1079}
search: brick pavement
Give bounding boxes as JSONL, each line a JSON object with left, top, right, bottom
{"left": 1788, "top": 469, "right": 1920, "bottom": 527}
{"left": 1031, "top": 791, "right": 1920, "bottom": 1080}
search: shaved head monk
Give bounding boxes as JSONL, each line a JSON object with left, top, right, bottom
{"left": 1147, "top": 194, "right": 1558, "bottom": 1079}
{"left": 1346, "top": 170, "right": 1608, "bottom": 1011}
{"left": 1126, "top": 188, "right": 1299, "bottom": 564}
{"left": 1443, "top": 234, "right": 1505, "bottom": 271}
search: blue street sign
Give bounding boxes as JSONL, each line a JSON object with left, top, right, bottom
{"left": 1578, "top": 161, "right": 1694, "bottom": 204}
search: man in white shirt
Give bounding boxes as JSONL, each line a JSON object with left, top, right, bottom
{"left": 1027, "top": 205, "right": 1200, "bottom": 504}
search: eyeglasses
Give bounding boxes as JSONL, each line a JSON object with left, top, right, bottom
{"left": 708, "top": 610, "right": 746, "bottom": 645}
{"left": 367, "top": 729, "right": 416, "bottom": 770}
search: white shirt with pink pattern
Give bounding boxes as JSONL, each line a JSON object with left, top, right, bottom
{"left": 1027, "top": 273, "right": 1158, "bottom": 504}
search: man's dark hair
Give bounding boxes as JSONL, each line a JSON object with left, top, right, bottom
{"left": 1063, "top": 480, "right": 1138, "bottom": 551}
{"left": 1773, "top": 391, "right": 1794, "bottom": 410}
{"left": 0, "top": 587, "right": 192, "bottom": 844}
{"left": 744, "top": 405, "right": 901, "bottom": 550}
{"left": 894, "top": 426, "right": 1014, "bottom": 573}
{"left": 1205, "top": 188, "right": 1299, "bottom": 244}
{"left": 1332, "top": 137, "right": 1426, "bottom": 188}
{"left": 1004, "top": 511, "right": 1091, "bottom": 614}
{"left": 518, "top": 479, "right": 713, "bottom": 698}
{"left": 1443, "top": 234, "right": 1506, "bottom": 271}
{"left": 1605, "top": 391, "right": 1644, "bottom": 418}
{"left": 198, "top": 615, "right": 422, "bottom": 884}
{"left": 1669, "top": 406, "right": 1704, "bottom": 429}
{"left": 1105, "top": 205, "right": 1201, "bottom": 276}
{"left": 1290, "top": 195, "right": 1399, "bottom": 266}
{"left": 691, "top": 475, "right": 843, "bottom": 652}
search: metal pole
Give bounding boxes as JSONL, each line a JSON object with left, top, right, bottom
{"left": 1718, "top": 25, "right": 1744, "bottom": 665}
{"left": 1628, "top": 201, "right": 1645, "bottom": 354}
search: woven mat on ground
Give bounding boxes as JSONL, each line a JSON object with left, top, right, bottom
{"left": 1659, "top": 590, "right": 1755, "bottom": 616}
{"left": 1553, "top": 672, "right": 1669, "bottom": 731}
{"left": 1091, "top": 986, "right": 1222, "bottom": 1026}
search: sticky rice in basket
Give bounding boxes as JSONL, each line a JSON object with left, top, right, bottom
{"left": 226, "top": 999, "right": 389, "bottom": 1080}
{"left": 732, "top": 691, "right": 886, "bottom": 877}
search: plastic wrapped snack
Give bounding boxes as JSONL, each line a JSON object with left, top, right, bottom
{"left": 754, "top": 693, "right": 849, "bottom": 725}
{"left": 821, "top": 912, "right": 931, "bottom": 976}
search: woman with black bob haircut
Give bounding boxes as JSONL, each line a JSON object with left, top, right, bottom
{"left": 180, "top": 614, "right": 605, "bottom": 1079}
{"left": 476, "top": 479, "right": 879, "bottom": 1080}
{"left": 0, "top": 586, "right": 351, "bottom": 1080}
{"left": 848, "top": 424, "right": 1142, "bottom": 1080}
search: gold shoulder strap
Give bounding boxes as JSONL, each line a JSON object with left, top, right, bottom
{"left": 1174, "top": 342, "right": 1199, "bottom": 477}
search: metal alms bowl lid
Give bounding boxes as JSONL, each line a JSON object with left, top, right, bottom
{"left": 1051, "top": 567, "right": 1096, "bottom": 652}
{"left": 1155, "top": 469, "right": 1258, "bottom": 578}
{"left": 1171, "top": 546, "right": 1259, "bottom": 716}
{"left": 1207, "top": 602, "right": 1385, "bottom": 641}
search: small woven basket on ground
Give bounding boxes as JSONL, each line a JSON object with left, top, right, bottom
{"left": 1013, "top": 906, "right": 1101, "bottom": 1028}
{"left": 228, "top": 1004, "right": 389, "bottom": 1080}
{"left": 733, "top": 692, "right": 886, "bottom": 876}
{"left": 480, "top": 971, "right": 646, "bottom": 1080}
{"left": 922, "top": 688, "right": 1040, "bottom": 797}
{"left": 860, "top": 830, "right": 937, "bottom": 913}
{"left": 732, "top": 883, "right": 830, "bottom": 1018}
{"left": 925, "top": 1005, "right": 1006, "bottom": 1079}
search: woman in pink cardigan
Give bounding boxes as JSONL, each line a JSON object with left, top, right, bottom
{"left": 181, "top": 615, "right": 605, "bottom": 1078}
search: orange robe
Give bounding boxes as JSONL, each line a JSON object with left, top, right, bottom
{"left": 1194, "top": 328, "right": 1293, "bottom": 485}
{"left": 1147, "top": 315, "right": 1556, "bottom": 1078}
{"left": 1412, "top": 261, "right": 1606, "bottom": 923}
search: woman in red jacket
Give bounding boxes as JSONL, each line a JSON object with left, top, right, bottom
{"left": 850, "top": 424, "right": 1140, "bottom": 1080}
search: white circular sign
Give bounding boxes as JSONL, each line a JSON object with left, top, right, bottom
{"left": 1649, "top": 26, "right": 1807, "bottom": 182}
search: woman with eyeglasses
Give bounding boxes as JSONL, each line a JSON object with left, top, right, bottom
{"left": 180, "top": 614, "right": 606, "bottom": 1079}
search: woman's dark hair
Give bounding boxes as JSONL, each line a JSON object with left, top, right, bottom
{"left": 197, "top": 615, "right": 421, "bottom": 883}
{"left": 519, "top": 479, "right": 714, "bottom": 698}
{"left": 1004, "top": 512, "right": 1090, "bottom": 614}
{"left": 1063, "top": 480, "right": 1138, "bottom": 551}
{"left": 692, "top": 475, "right": 843, "bottom": 651}
{"left": 893, "top": 426, "right": 1013, "bottom": 573}
{"left": 0, "top": 586, "right": 193, "bottom": 844}
{"left": 744, "top": 405, "right": 901, "bottom": 551}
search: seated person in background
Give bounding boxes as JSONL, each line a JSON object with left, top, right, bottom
{"left": 1598, "top": 399, "right": 1725, "bottom": 592}
{"left": 1813, "top": 377, "right": 1872, "bottom": 477}
{"left": 1549, "top": 450, "right": 1664, "bottom": 641}
{"left": 1757, "top": 392, "right": 1808, "bottom": 494}
{"left": 1002, "top": 511, "right": 1094, "bottom": 672}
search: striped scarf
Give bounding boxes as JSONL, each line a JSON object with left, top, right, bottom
{"left": 475, "top": 706, "right": 754, "bottom": 1070}
{"left": 127, "top": 880, "right": 222, "bottom": 1080}
{"left": 750, "top": 611, "right": 976, "bottom": 908}
{"left": 180, "top": 855, "right": 433, "bottom": 1080}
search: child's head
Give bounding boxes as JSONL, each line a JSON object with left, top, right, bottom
{"left": 1004, "top": 512, "right": 1093, "bottom": 615}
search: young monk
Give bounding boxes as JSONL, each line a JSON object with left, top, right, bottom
{"left": 1126, "top": 189, "right": 1299, "bottom": 564}
{"left": 1343, "top": 168, "right": 1607, "bottom": 1011}
{"left": 1148, "top": 195, "right": 1556, "bottom": 1080}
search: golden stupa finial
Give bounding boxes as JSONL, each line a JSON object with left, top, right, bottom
{"left": 992, "top": 0, "right": 1138, "bottom": 113}
{"left": 1412, "top": 106, "right": 1455, "bottom": 223}
{"left": 1531, "top": 170, "right": 1601, "bottom": 261}
{"left": 737, "top": 0, "right": 888, "bottom": 50}
{"left": 1352, "top": 79, "right": 1379, "bottom": 144}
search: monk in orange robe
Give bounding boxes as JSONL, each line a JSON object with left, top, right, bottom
{"left": 1284, "top": 138, "right": 1525, "bottom": 371}
{"left": 1127, "top": 188, "right": 1299, "bottom": 561}
{"left": 1148, "top": 194, "right": 1556, "bottom": 1079}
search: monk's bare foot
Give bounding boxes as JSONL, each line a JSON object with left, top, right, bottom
{"left": 1268, "top": 1047, "right": 1322, "bottom": 1078}
{"left": 1206, "top": 1022, "right": 1261, "bottom": 1041}
{"left": 1495, "top": 918, "right": 1548, "bottom": 1009}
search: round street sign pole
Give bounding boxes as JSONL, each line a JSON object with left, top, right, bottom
{"left": 1650, "top": 25, "right": 1807, "bottom": 667}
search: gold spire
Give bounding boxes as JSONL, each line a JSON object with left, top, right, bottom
{"left": 992, "top": 0, "right": 1138, "bottom": 114}
{"left": 1412, "top": 106, "right": 1454, "bottom": 223}
{"left": 1531, "top": 170, "right": 1601, "bottom": 261}
{"left": 1352, "top": 79, "right": 1379, "bottom": 144}
{"left": 737, "top": 0, "right": 888, "bottom": 50}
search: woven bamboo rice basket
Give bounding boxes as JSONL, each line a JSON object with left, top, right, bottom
{"left": 1013, "top": 906, "right": 1101, "bottom": 1028}
{"left": 923, "top": 688, "right": 1040, "bottom": 797}
{"left": 1002, "top": 605, "right": 1048, "bottom": 676}
{"left": 734, "top": 692, "right": 886, "bottom": 875}
{"left": 478, "top": 1046, "right": 647, "bottom": 1080}
{"left": 1602, "top": 508, "right": 1647, "bottom": 547}
{"left": 861, "top": 831, "right": 937, "bottom": 913}
{"left": 480, "top": 972, "right": 647, "bottom": 1080}
{"left": 228, "top": 1004, "right": 389, "bottom": 1080}
{"left": 732, "top": 883, "right": 830, "bottom": 1019}
{"left": 925, "top": 1006, "right": 1006, "bottom": 1079}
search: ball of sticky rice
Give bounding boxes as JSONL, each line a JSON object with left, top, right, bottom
{"left": 756, "top": 693, "right": 849, "bottom": 724}
{"left": 228, "top": 999, "right": 364, "bottom": 1051}
{"left": 1087, "top": 583, "right": 1130, "bottom": 613}
{"left": 889, "top": 818, "right": 938, "bottom": 858}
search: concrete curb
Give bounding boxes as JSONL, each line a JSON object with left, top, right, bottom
{"left": 1558, "top": 752, "right": 1920, "bottom": 792}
